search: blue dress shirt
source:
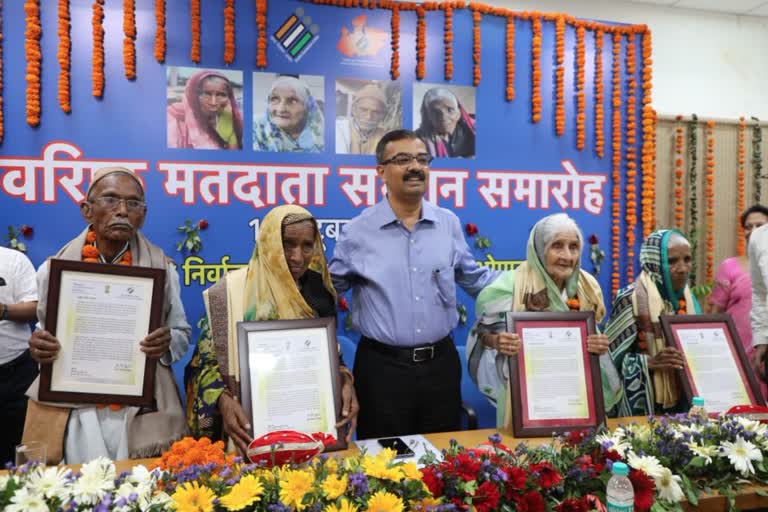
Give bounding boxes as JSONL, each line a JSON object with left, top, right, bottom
{"left": 330, "top": 199, "right": 499, "bottom": 347}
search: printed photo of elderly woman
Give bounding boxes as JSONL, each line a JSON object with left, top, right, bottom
{"left": 335, "top": 78, "right": 402, "bottom": 155}
{"left": 166, "top": 67, "right": 244, "bottom": 150}
{"left": 253, "top": 73, "right": 325, "bottom": 153}
{"left": 413, "top": 83, "right": 476, "bottom": 159}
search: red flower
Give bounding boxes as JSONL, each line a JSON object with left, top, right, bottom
{"left": 566, "top": 429, "right": 588, "bottom": 446}
{"left": 338, "top": 296, "right": 349, "bottom": 312}
{"left": 629, "top": 469, "right": 656, "bottom": 512}
{"left": 197, "top": 219, "right": 209, "bottom": 230}
{"left": 516, "top": 490, "right": 546, "bottom": 512}
{"left": 529, "top": 461, "right": 562, "bottom": 489}
{"left": 20, "top": 225, "right": 33, "bottom": 238}
{"left": 465, "top": 223, "right": 479, "bottom": 236}
{"left": 504, "top": 466, "right": 528, "bottom": 495}
{"left": 555, "top": 497, "right": 589, "bottom": 512}
{"left": 575, "top": 455, "right": 604, "bottom": 475}
{"left": 588, "top": 233, "right": 599, "bottom": 245}
{"left": 420, "top": 466, "right": 444, "bottom": 497}
{"left": 453, "top": 452, "right": 482, "bottom": 482}
{"left": 603, "top": 449, "right": 623, "bottom": 462}
{"left": 473, "top": 481, "right": 501, "bottom": 512}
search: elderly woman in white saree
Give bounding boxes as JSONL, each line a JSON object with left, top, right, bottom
{"left": 466, "top": 214, "right": 622, "bottom": 430}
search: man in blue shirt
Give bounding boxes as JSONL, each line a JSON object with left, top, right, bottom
{"left": 330, "top": 129, "right": 498, "bottom": 439}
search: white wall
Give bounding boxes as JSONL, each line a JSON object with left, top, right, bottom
{"left": 482, "top": 0, "right": 768, "bottom": 120}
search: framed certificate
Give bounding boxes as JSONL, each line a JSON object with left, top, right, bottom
{"left": 506, "top": 311, "right": 605, "bottom": 437}
{"left": 237, "top": 317, "right": 347, "bottom": 452}
{"left": 39, "top": 259, "right": 166, "bottom": 407}
{"left": 660, "top": 314, "right": 766, "bottom": 412}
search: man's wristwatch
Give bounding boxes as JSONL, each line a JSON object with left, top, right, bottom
{"left": 0, "top": 304, "right": 8, "bottom": 321}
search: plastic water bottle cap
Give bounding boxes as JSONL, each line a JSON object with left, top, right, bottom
{"left": 692, "top": 397, "right": 704, "bottom": 407}
{"left": 612, "top": 461, "right": 629, "bottom": 476}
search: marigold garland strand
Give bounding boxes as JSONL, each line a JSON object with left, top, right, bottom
{"left": 472, "top": 9, "right": 481, "bottom": 86}
{"left": 57, "top": 0, "right": 71, "bottom": 113}
{"left": 531, "top": 16, "right": 542, "bottom": 124}
{"left": 154, "top": 0, "right": 166, "bottom": 63}
{"left": 737, "top": 117, "right": 747, "bottom": 256}
{"left": 505, "top": 15, "right": 515, "bottom": 101}
{"left": 443, "top": 4, "right": 453, "bottom": 80}
{"left": 625, "top": 36, "right": 637, "bottom": 280}
{"left": 610, "top": 32, "right": 622, "bottom": 295}
{"left": 190, "top": 0, "right": 201, "bottom": 63}
{"left": 575, "top": 24, "right": 585, "bottom": 150}
{"left": 256, "top": 0, "right": 268, "bottom": 68}
{"left": 416, "top": 7, "right": 426, "bottom": 79}
{"left": 92, "top": 0, "right": 105, "bottom": 98}
{"left": 640, "top": 29, "right": 655, "bottom": 238}
{"left": 673, "top": 115, "right": 685, "bottom": 230}
{"left": 123, "top": 0, "right": 136, "bottom": 80}
{"left": 224, "top": 0, "right": 236, "bottom": 64}
{"left": 688, "top": 114, "right": 700, "bottom": 284}
{"left": 390, "top": 5, "right": 400, "bottom": 79}
{"left": 705, "top": 120, "right": 716, "bottom": 283}
{"left": 25, "top": 0, "right": 41, "bottom": 125}
{"left": 554, "top": 15, "right": 565, "bottom": 136}
{"left": 594, "top": 29, "right": 604, "bottom": 158}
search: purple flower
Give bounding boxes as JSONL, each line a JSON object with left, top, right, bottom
{"left": 488, "top": 433, "right": 502, "bottom": 445}
{"left": 128, "top": 492, "right": 138, "bottom": 502}
{"left": 348, "top": 472, "right": 369, "bottom": 496}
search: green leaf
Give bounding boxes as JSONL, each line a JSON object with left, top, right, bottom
{"left": 681, "top": 474, "right": 699, "bottom": 506}
{"left": 175, "top": 241, "right": 184, "bottom": 251}
{"left": 688, "top": 456, "right": 707, "bottom": 468}
{"left": 16, "top": 242, "right": 26, "bottom": 252}
{"left": 186, "top": 239, "right": 194, "bottom": 250}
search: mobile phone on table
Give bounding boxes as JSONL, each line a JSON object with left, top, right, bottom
{"left": 377, "top": 437, "right": 415, "bottom": 458}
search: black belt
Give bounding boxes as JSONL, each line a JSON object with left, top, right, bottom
{"left": 360, "top": 335, "right": 452, "bottom": 363}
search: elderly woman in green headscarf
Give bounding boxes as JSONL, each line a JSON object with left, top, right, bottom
{"left": 605, "top": 229, "right": 699, "bottom": 417}
{"left": 467, "top": 213, "right": 621, "bottom": 431}
{"left": 185, "top": 205, "right": 358, "bottom": 456}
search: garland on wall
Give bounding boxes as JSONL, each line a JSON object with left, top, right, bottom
{"left": 416, "top": 6, "right": 426, "bottom": 79}
{"left": 154, "top": 0, "right": 166, "bottom": 62}
{"left": 25, "top": 0, "right": 41, "bottom": 126}
{"left": 443, "top": 4, "right": 454, "bottom": 81}
{"left": 704, "top": 120, "right": 715, "bottom": 283}
{"left": 190, "top": 0, "right": 201, "bottom": 63}
{"left": 123, "top": 0, "right": 136, "bottom": 80}
{"left": 737, "top": 117, "right": 746, "bottom": 256}
{"left": 530, "top": 15, "right": 542, "bottom": 123}
{"left": 610, "top": 32, "right": 622, "bottom": 295}
{"left": 554, "top": 15, "right": 565, "bottom": 137}
{"left": 687, "top": 114, "right": 699, "bottom": 284}
{"left": 92, "top": 0, "right": 105, "bottom": 98}
{"left": 575, "top": 25, "right": 585, "bottom": 150}
{"left": 390, "top": 6, "right": 400, "bottom": 79}
{"left": 224, "top": 0, "right": 236, "bottom": 64}
{"left": 673, "top": 115, "right": 684, "bottom": 230}
{"left": 505, "top": 14, "right": 514, "bottom": 101}
{"left": 58, "top": 0, "right": 71, "bottom": 113}
{"left": 471, "top": 7, "right": 481, "bottom": 86}
{"left": 640, "top": 30, "right": 655, "bottom": 238}
{"left": 256, "top": 0, "right": 268, "bottom": 67}
{"left": 624, "top": 36, "right": 637, "bottom": 281}
{"left": 594, "top": 29, "right": 604, "bottom": 158}
{"left": 753, "top": 117, "right": 764, "bottom": 203}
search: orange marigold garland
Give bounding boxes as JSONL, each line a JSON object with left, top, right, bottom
{"left": 57, "top": 0, "right": 71, "bottom": 113}
{"left": 472, "top": 9, "right": 481, "bottom": 86}
{"left": 416, "top": 6, "right": 426, "bottom": 79}
{"left": 256, "top": 0, "right": 268, "bottom": 68}
{"left": 505, "top": 15, "right": 515, "bottom": 101}
{"left": 82, "top": 229, "right": 132, "bottom": 265}
{"left": 123, "top": 0, "right": 136, "bottom": 80}
{"left": 154, "top": 0, "right": 166, "bottom": 63}
{"left": 674, "top": 115, "right": 685, "bottom": 230}
{"left": 92, "top": 0, "right": 105, "bottom": 98}
{"left": 443, "top": 4, "right": 453, "bottom": 80}
{"left": 705, "top": 120, "right": 716, "bottom": 282}
{"left": 224, "top": 0, "right": 236, "bottom": 64}
{"left": 594, "top": 29, "right": 605, "bottom": 158}
{"left": 624, "top": 35, "right": 637, "bottom": 281}
{"left": 25, "top": 0, "right": 42, "bottom": 126}
{"left": 575, "top": 24, "right": 585, "bottom": 149}
{"left": 531, "top": 15, "right": 542, "bottom": 124}
{"left": 737, "top": 116, "right": 747, "bottom": 256}
{"left": 640, "top": 29, "right": 656, "bottom": 238}
{"left": 554, "top": 15, "right": 565, "bottom": 136}
{"left": 155, "top": 437, "right": 234, "bottom": 472}
{"left": 190, "top": 0, "right": 201, "bottom": 63}
{"left": 390, "top": 5, "right": 400, "bottom": 80}
{"left": 610, "top": 31, "right": 622, "bottom": 295}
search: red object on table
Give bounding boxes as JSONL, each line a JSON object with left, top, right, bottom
{"left": 247, "top": 430, "right": 336, "bottom": 466}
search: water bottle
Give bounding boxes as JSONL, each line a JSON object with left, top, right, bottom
{"left": 606, "top": 461, "right": 634, "bottom": 512}
{"left": 688, "top": 396, "right": 707, "bottom": 420}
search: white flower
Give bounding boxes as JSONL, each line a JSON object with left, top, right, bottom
{"left": 26, "top": 465, "right": 71, "bottom": 501}
{"left": 128, "top": 464, "right": 151, "bottom": 485}
{"left": 736, "top": 416, "right": 768, "bottom": 436}
{"left": 150, "top": 490, "right": 173, "bottom": 508}
{"left": 654, "top": 467, "right": 685, "bottom": 503}
{"left": 626, "top": 451, "right": 665, "bottom": 479}
{"left": 71, "top": 457, "right": 116, "bottom": 505}
{"left": 595, "top": 432, "right": 631, "bottom": 457}
{"left": 685, "top": 442, "right": 718, "bottom": 465}
{"left": 5, "top": 487, "right": 49, "bottom": 512}
{"left": 0, "top": 474, "right": 13, "bottom": 491}
{"left": 720, "top": 436, "right": 764, "bottom": 477}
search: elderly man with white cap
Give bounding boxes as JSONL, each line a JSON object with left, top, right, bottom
{"left": 336, "top": 83, "right": 390, "bottom": 155}
{"left": 24, "top": 166, "right": 191, "bottom": 463}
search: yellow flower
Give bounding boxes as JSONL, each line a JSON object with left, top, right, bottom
{"left": 280, "top": 469, "right": 315, "bottom": 511}
{"left": 377, "top": 448, "right": 396, "bottom": 463}
{"left": 321, "top": 474, "right": 348, "bottom": 500}
{"left": 324, "top": 498, "right": 359, "bottom": 512}
{"left": 414, "top": 496, "right": 442, "bottom": 511}
{"left": 366, "top": 490, "right": 405, "bottom": 512}
{"left": 399, "top": 462, "right": 422, "bottom": 481}
{"left": 325, "top": 457, "right": 339, "bottom": 474}
{"left": 219, "top": 475, "right": 264, "bottom": 511}
{"left": 171, "top": 481, "right": 216, "bottom": 512}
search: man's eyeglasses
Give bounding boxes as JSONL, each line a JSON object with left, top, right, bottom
{"left": 90, "top": 196, "right": 145, "bottom": 211}
{"left": 380, "top": 153, "right": 433, "bottom": 167}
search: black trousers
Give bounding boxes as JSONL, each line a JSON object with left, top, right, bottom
{"left": 353, "top": 336, "right": 462, "bottom": 439}
{"left": 0, "top": 350, "right": 38, "bottom": 465}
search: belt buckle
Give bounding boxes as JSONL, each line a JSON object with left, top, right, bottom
{"left": 412, "top": 345, "right": 434, "bottom": 363}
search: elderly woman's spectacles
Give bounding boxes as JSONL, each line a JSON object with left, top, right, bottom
{"left": 381, "top": 153, "right": 433, "bottom": 167}
{"left": 91, "top": 196, "right": 145, "bottom": 211}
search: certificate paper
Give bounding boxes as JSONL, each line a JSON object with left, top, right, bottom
{"left": 674, "top": 326, "right": 752, "bottom": 412}
{"left": 51, "top": 271, "right": 151, "bottom": 395}
{"left": 520, "top": 327, "right": 589, "bottom": 421}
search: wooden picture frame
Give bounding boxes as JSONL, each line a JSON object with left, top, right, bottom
{"left": 238, "top": 317, "right": 347, "bottom": 452}
{"left": 39, "top": 259, "right": 165, "bottom": 407}
{"left": 660, "top": 314, "right": 766, "bottom": 412}
{"left": 506, "top": 311, "right": 605, "bottom": 437}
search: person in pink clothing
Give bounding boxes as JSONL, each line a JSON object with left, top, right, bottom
{"left": 710, "top": 205, "right": 768, "bottom": 396}
{"left": 167, "top": 70, "right": 243, "bottom": 150}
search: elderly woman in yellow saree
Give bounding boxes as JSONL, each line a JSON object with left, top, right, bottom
{"left": 466, "top": 214, "right": 622, "bottom": 430}
{"left": 185, "top": 205, "right": 358, "bottom": 456}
